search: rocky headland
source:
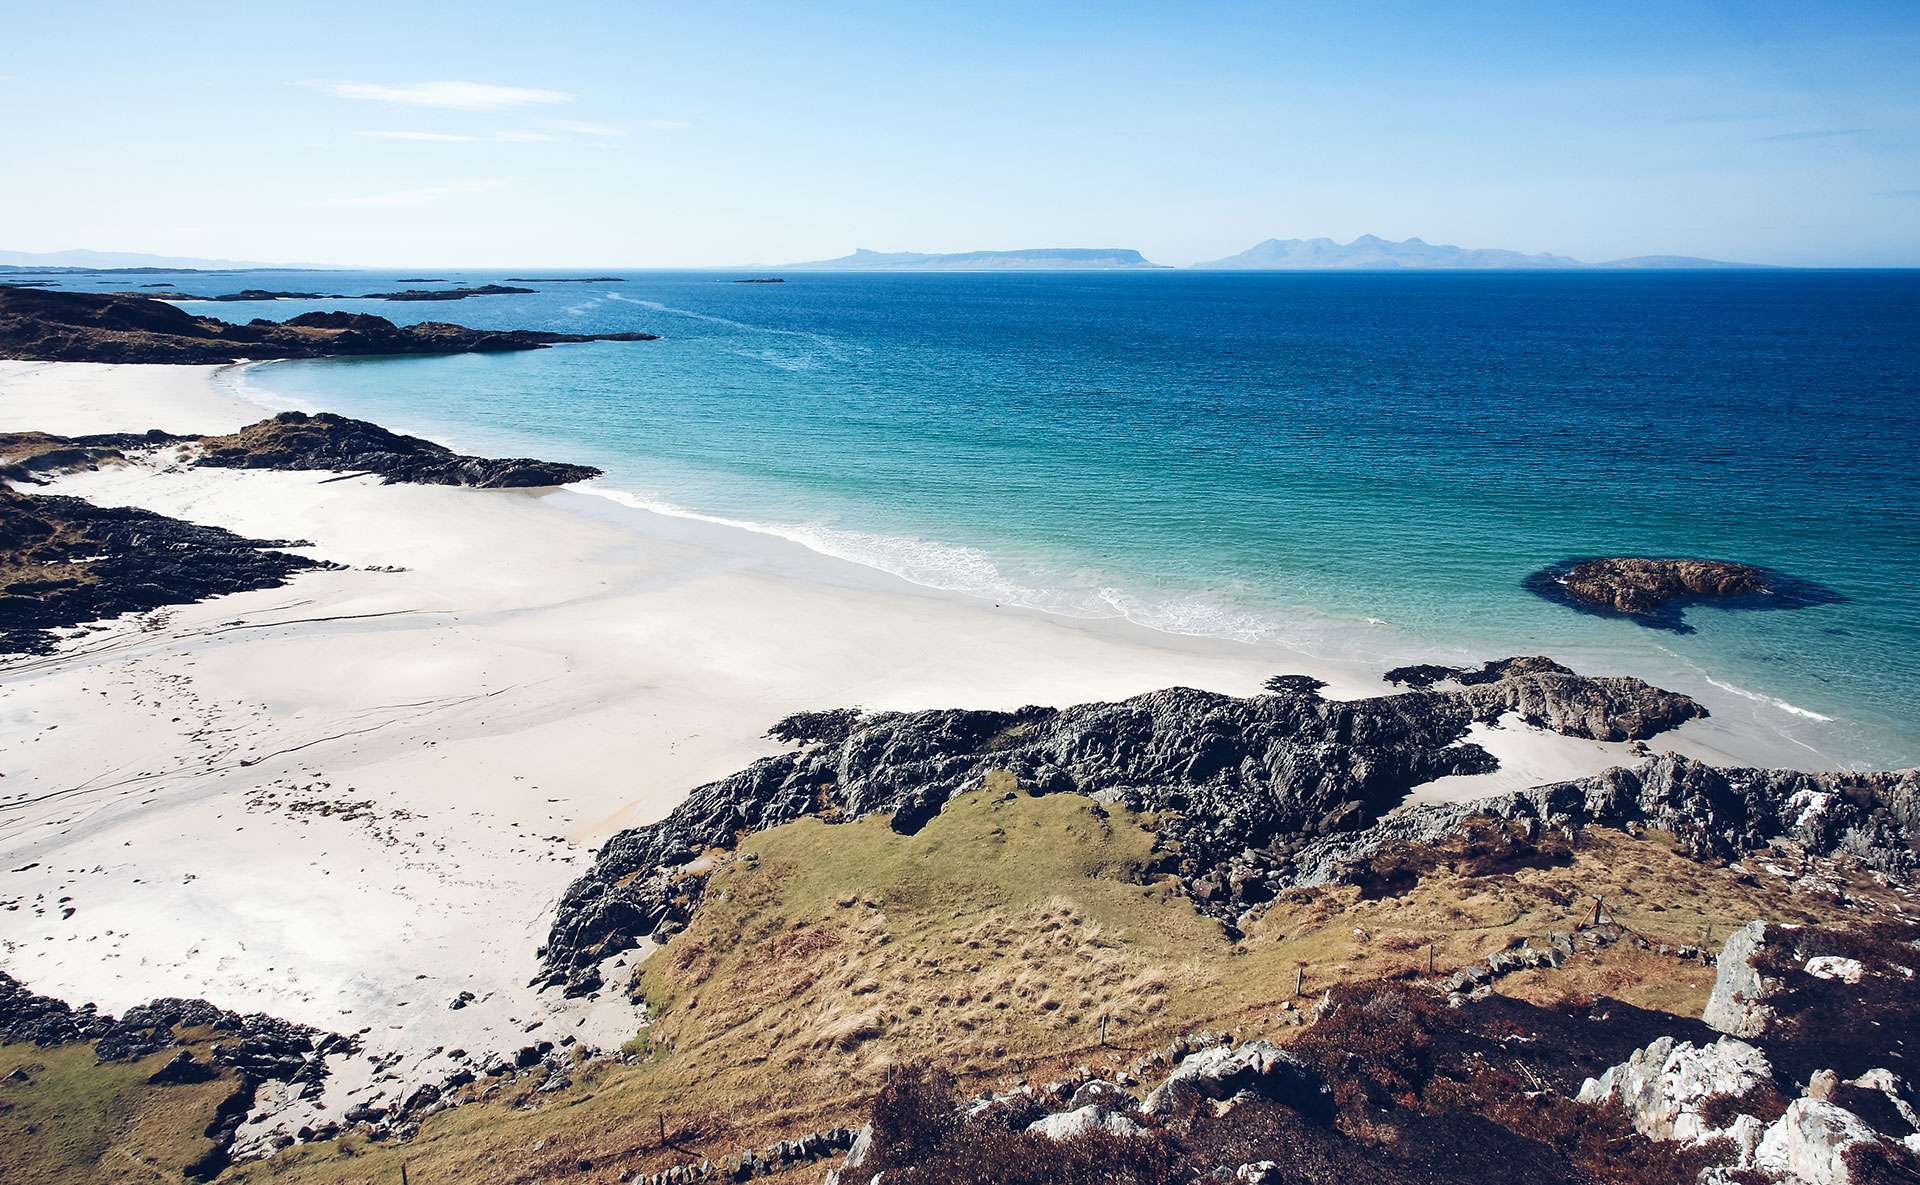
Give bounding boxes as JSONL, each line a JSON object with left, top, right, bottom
{"left": 0, "top": 480, "right": 333, "bottom": 653}
{"left": 1524, "top": 556, "right": 1843, "bottom": 631}
{"left": 538, "top": 658, "right": 1713, "bottom": 993}
{"left": 0, "top": 411, "right": 604, "bottom": 651}
{"left": 0, "top": 286, "right": 656, "bottom": 363}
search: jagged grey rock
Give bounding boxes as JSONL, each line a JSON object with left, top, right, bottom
{"left": 1575, "top": 1034, "right": 1774, "bottom": 1142}
{"left": 1704, "top": 921, "right": 1774, "bottom": 1038}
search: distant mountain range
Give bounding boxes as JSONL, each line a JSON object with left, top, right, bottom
{"left": 1192, "top": 235, "right": 1762, "bottom": 270}
{"left": 0, "top": 248, "right": 336, "bottom": 272}
{"left": 783, "top": 247, "right": 1166, "bottom": 270}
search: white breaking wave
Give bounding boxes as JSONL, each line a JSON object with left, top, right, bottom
{"left": 571, "top": 482, "right": 1375, "bottom": 652}
{"left": 214, "top": 361, "right": 302, "bottom": 413}
{"left": 1700, "top": 675, "right": 1835, "bottom": 722}
{"left": 602, "top": 292, "right": 843, "bottom": 347}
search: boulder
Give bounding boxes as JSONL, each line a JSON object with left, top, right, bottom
{"left": 1026, "top": 1104, "right": 1149, "bottom": 1140}
{"left": 1141, "top": 1041, "right": 1332, "bottom": 1123}
{"left": 1753, "top": 1098, "right": 1883, "bottom": 1185}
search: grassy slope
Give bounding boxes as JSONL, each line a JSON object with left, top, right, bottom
{"left": 210, "top": 779, "right": 1908, "bottom": 1185}
{"left": 0, "top": 1033, "right": 242, "bottom": 1185}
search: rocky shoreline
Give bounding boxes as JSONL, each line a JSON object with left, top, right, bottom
{"left": 0, "top": 410, "right": 605, "bottom": 651}
{"left": 0, "top": 286, "right": 657, "bottom": 363}
{"left": 536, "top": 657, "right": 1714, "bottom": 993}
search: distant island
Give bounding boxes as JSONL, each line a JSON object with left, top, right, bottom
{"left": 1193, "top": 234, "right": 1763, "bottom": 270}
{"left": 157, "top": 284, "right": 535, "bottom": 303}
{"left": 0, "top": 286, "right": 655, "bottom": 363}
{"left": 783, "top": 247, "right": 1166, "bottom": 269}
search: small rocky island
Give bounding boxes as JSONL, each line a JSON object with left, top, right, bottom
{"left": 1525, "top": 556, "right": 1840, "bottom": 631}
{"left": 158, "top": 284, "right": 537, "bottom": 303}
{"left": 0, "top": 286, "right": 655, "bottom": 364}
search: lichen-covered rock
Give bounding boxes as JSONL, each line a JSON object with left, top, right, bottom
{"left": 1754, "top": 1098, "right": 1884, "bottom": 1184}
{"left": 1704, "top": 921, "right": 1774, "bottom": 1038}
{"left": 1575, "top": 1034, "right": 1774, "bottom": 1142}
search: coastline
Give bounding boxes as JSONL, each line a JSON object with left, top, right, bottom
{"left": 0, "top": 360, "right": 1855, "bottom": 1091}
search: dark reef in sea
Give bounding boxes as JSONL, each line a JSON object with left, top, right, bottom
{"left": 1523, "top": 556, "right": 1844, "bottom": 632}
{"left": 537, "top": 661, "right": 1719, "bottom": 994}
{"left": 0, "top": 285, "right": 656, "bottom": 363}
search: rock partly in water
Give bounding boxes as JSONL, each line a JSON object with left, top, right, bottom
{"left": 1524, "top": 556, "right": 1842, "bottom": 632}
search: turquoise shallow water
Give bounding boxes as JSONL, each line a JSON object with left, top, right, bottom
{"left": 28, "top": 268, "right": 1919, "bottom": 767}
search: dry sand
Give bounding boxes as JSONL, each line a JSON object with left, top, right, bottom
{"left": 0, "top": 359, "right": 1787, "bottom": 1130}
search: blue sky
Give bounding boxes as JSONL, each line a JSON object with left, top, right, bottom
{"left": 3, "top": 1, "right": 1917, "bottom": 267}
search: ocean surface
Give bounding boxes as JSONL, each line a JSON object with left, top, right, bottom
{"left": 23, "top": 267, "right": 1920, "bottom": 768}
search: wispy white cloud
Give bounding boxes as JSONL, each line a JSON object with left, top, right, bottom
{"left": 493, "top": 130, "right": 561, "bottom": 142}
{"left": 327, "top": 80, "right": 568, "bottom": 111}
{"left": 355, "top": 130, "right": 481, "bottom": 142}
{"left": 317, "top": 180, "right": 509, "bottom": 208}
{"left": 558, "top": 120, "right": 632, "bottom": 137}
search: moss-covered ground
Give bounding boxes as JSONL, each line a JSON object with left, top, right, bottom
{"left": 13, "top": 780, "right": 1912, "bottom": 1185}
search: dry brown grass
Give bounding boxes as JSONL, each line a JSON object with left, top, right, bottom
{"left": 205, "top": 794, "right": 1918, "bottom": 1185}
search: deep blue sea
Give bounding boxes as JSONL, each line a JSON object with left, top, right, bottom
{"left": 23, "top": 267, "right": 1920, "bottom": 768}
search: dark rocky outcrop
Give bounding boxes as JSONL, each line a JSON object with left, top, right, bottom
{"left": 0, "top": 285, "right": 656, "bottom": 363}
{"left": 0, "top": 971, "right": 352, "bottom": 1086}
{"left": 194, "top": 411, "right": 602, "bottom": 487}
{"left": 0, "top": 483, "right": 332, "bottom": 653}
{"left": 537, "top": 662, "right": 1707, "bottom": 992}
{"left": 1524, "top": 557, "right": 1843, "bottom": 632}
{"left": 0, "top": 428, "right": 182, "bottom": 486}
{"left": 1278, "top": 753, "right": 1919, "bottom": 891}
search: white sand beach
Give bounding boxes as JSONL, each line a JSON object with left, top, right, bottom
{"left": 0, "top": 359, "right": 1798, "bottom": 1128}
